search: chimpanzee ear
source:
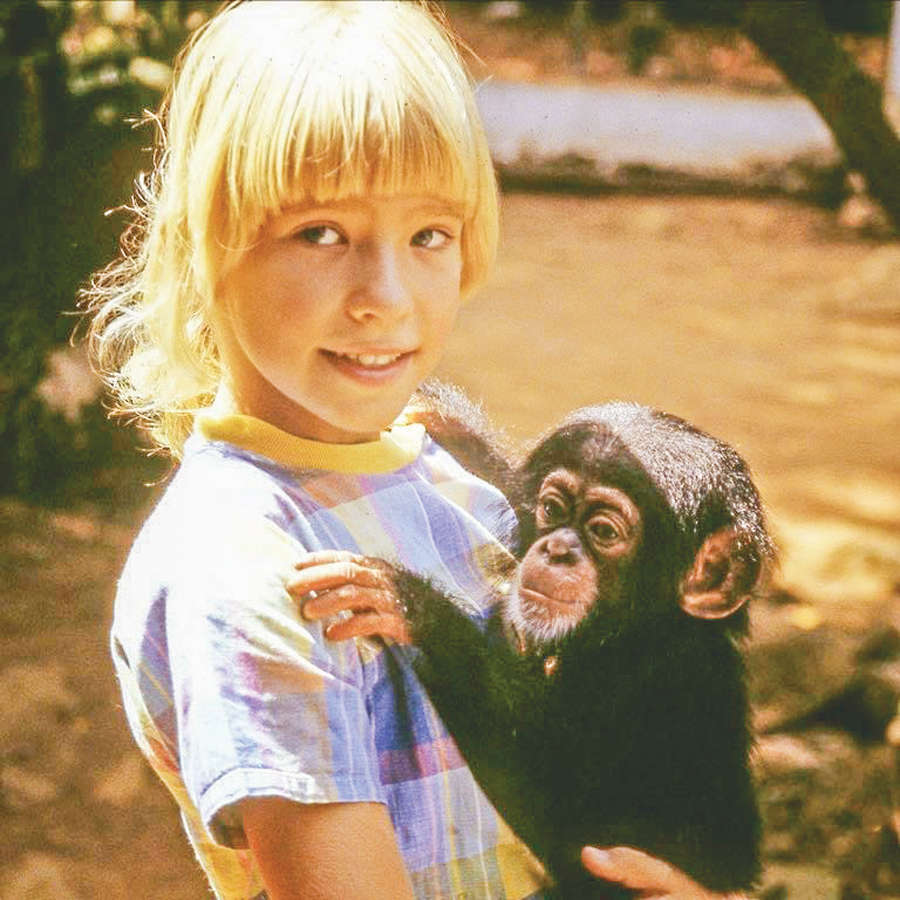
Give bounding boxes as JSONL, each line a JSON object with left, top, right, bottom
{"left": 679, "top": 528, "right": 759, "bottom": 620}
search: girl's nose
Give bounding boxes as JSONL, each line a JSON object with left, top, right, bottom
{"left": 346, "top": 243, "right": 412, "bottom": 322}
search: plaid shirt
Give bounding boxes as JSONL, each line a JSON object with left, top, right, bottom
{"left": 111, "top": 412, "right": 548, "bottom": 900}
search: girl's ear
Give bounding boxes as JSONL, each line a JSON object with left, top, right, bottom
{"left": 679, "top": 528, "right": 760, "bottom": 620}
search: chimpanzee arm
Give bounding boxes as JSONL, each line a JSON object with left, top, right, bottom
{"left": 406, "top": 380, "right": 515, "bottom": 492}
{"left": 392, "top": 569, "right": 534, "bottom": 736}
{"left": 391, "top": 569, "right": 551, "bottom": 853}
{"left": 291, "top": 552, "right": 534, "bottom": 734}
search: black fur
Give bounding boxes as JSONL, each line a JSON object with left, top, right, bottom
{"left": 397, "top": 399, "right": 768, "bottom": 898}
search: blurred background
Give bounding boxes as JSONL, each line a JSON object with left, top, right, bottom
{"left": 2, "top": 2, "right": 900, "bottom": 897}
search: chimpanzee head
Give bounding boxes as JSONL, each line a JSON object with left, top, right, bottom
{"left": 504, "top": 403, "right": 774, "bottom": 650}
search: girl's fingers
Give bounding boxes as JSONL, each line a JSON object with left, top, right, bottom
{"left": 324, "top": 611, "right": 411, "bottom": 645}
{"left": 580, "top": 846, "right": 725, "bottom": 899}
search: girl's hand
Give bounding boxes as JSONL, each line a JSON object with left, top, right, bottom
{"left": 287, "top": 550, "right": 411, "bottom": 644}
{"left": 581, "top": 847, "right": 751, "bottom": 900}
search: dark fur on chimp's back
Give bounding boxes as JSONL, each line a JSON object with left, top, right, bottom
{"left": 403, "top": 390, "right": 768, "bottom": 899}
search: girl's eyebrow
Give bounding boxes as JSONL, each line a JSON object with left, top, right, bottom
{"left": 276, "top": 198, "right": 466, "bottom": 218}
{"left": 411, "top": 199, "right": 466, "bottom": 218}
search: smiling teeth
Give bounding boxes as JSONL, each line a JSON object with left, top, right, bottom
{"left": 339, "top": 352, "right": 402, "bottom": 367}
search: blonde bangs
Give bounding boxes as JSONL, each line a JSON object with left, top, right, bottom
{"left": 221, "top": 85, "right": 477, "bottom": 232}
{"left": 292, "top": 104, "right": 478, "bottom": 217}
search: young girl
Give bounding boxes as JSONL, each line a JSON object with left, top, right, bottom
{"left": 85, "top": 3, "right": 746, "bottom": 898}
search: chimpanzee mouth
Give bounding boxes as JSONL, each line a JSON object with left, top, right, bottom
{"left": 518, "top": 587, "right": 577, "bottom": 610}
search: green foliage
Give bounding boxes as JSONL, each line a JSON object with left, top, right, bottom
{"left": 661, "top": 1, "right": 890, "bottom": 35}
{"left": 0, "top": 383, "right": 164, "bottom": 504}
{"left": 0, "top": 0, "right": 180, "bottom": 504}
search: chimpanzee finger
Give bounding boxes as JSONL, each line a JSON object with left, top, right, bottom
{"left": 302, "top": 584, "right": 399, "bottom": 620}
{"left": 294, "top": 549, "right": 360, "bottom": 571}
{"left": 324, "top": 610, "right": 412, "bottom": 645}
{"left": 294, "top": 550, "right": 396, "bottom": 575}
{"left": 287, "top": 559, "right": 394, "bottom": 598}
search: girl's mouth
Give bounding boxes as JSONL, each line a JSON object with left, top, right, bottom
{"left": 321, "top": 349, "right": 415, "bottom": 381}
{"left": 330, "top": 351, "right": 406, "bottom": 368}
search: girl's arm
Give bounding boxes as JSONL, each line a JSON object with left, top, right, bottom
{"left": 242, "top": 798, "right": 415, "bottom": 900}
{"left": 245, "top": 799, "right": 750, "bottom": 900}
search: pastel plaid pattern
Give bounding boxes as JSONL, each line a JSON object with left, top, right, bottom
{"left": 111, "top": 414, "right": 547, "bottom": 900}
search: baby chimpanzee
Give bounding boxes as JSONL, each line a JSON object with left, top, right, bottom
{"left": 294, "top": 399, "right": 771, "bottom": 899}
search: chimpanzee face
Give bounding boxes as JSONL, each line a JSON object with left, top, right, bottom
{"left": 504, "top": 466, "right": 643, "bottom": 649}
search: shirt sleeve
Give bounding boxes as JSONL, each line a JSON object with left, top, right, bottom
{"left": 164, "top": 510, "right": 385, "bottom": 848}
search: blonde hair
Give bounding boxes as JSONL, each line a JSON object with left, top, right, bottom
{"left": 84, "top": 0, "right": 499, "bottom": 456}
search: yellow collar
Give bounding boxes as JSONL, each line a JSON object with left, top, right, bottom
{"left": 194, "top": 411, "right": 425, "bottom": 474}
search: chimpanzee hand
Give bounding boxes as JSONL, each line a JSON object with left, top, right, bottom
{"left": 288, "top": 550, "right": 412, "bottom": 644}
{"left": 581, "top": 847, "right": 751, "bottom": 900}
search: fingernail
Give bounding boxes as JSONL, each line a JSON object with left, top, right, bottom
{"left": 582, "top": 847, "right": 610, "bottom": 865}
{"left": 301, "top": 599, "right": 319, "bottom": 620}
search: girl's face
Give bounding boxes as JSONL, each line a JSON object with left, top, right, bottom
{"left": 212, "top": 194, "right": 465, "bottom": 443}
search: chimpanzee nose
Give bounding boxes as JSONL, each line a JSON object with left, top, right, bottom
{"left": 541, "top": 529, "right": 581, "bottom": 563}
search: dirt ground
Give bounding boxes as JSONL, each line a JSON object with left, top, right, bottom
{"left": 4, "top": 7, "right": 900, "bottom": 900}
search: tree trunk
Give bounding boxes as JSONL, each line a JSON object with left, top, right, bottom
{"left": 740, "top": 0, "right": 900, "bottom": 230}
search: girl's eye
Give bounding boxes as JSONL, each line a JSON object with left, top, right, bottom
{"left": 412, "top": 228, "right": 451, "bottom": 249}
{"left": 296, "top": 225, "right": 343, "bottom": 246}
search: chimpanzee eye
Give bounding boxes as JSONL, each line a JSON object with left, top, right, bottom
{"left": 542, "top": 499, "right": 563, "bottom": 519}
{"left": 537, "top": 495, "right": 567, "bottom": 526}
{"left": 588, "top": 517, "right": 620, "bottom": 547}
